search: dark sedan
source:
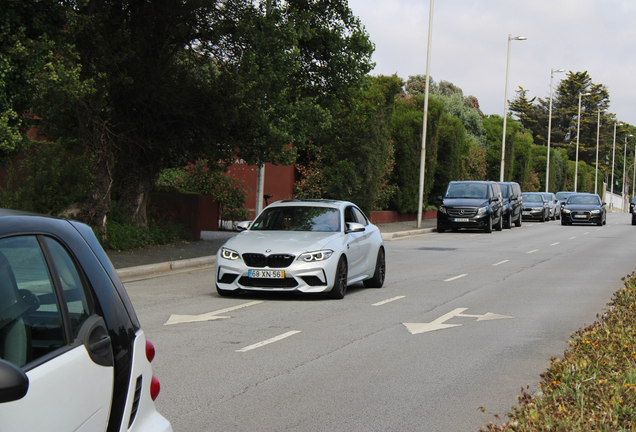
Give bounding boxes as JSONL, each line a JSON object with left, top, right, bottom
{"left": 561, "top": 193, "right": 606, "bottom": 226}
{"left": 521, "top": 192, "right": 550, "bottom": 222}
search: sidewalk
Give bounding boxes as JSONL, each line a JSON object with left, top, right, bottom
{"left": 107, "top": 218, "right": 437, "bottom": 280}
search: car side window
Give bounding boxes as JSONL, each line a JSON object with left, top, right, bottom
{"left": 352, "top": 208, "right": 368, "bottom": 226}
{"left": 0, "top": 235, "right": 95, "bottom": 368}
{"left": 345, "top": 207, "right": 358, "bottom": 224}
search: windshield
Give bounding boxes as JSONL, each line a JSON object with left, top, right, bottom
{"left": 445, "top": 183, "right": 488, "bottom": 199}
{"left": 556, "top": 192, "right": 574, "bottom": 200}
{"left": 542, "top": 193, "right": 553, "bottom": 201}
{"left": 567, "top": 195, "right": 601, "bottom": 205}
{"left": 251, "top": 206, "right": 341, "bottom": 232}
{"left": 523, "top": 194, "right": 543, "bottom": 203}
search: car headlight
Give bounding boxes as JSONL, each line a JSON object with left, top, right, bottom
{"left": 221, "top": 247, "right": 240, "bottom": 260}
{"left": 477, "top": 206, "right": 488, "bottom": 215}
{"left": 299, "top": 250, "right": 333, "bottom": 262}
{"left": 438, "top": 206, "right": 447, "bottom": 215}
{"left": 562, "top": 208, "right": 571, "bottom": 214}
{"left": 590, "top": 210, "right": 600, "bottom": 214}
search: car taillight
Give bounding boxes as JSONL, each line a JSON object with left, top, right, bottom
{"left": 145, "top": 339, "right": 161, "bottom": 400}
{"left": 145, "top": 338, "right": 155, "bottom": 363}
{"left": 150, "top": 375, "right": 161, "bottom": 401}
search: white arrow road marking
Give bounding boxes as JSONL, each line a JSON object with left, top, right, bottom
{"left": 372, "top": 296, "right": 406, "bottom": 306}
{"left": 236, "top": 330, "right": 301, "bottom": 352}
{"left": 404, "top": 308, "right": 513, "bottom": 335}
{"left": 165, "top": 300, "right": 263, "bottom": 325}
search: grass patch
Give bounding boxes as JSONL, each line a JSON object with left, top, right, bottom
{"left": 483, "top": 272, "right": 636, "bottom": 431}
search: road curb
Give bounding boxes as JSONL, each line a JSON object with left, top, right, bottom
{"left": 116, "top": 256, "right": 216, "bottom": 279}
{"left": 116, "top": 228, "right": 435, "bottom": 278}
{"left": 382, "top": 228, "right": 436, "bottom": 240}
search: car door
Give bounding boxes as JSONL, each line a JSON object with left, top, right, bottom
{"left": 0, "top": 235, "right": 114, "bottom": 432}
{"left": 344, "top": 206, "right": 373, "bottom": 280}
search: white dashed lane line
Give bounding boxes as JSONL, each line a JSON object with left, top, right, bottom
{"left": 527, "top": 249, "right": 539, "bottom": 254}
{"left": 372, "top": 296, "right": 406, "bottom": 306}
{"left": 492, "top": 260, "right": 509, "bottom": 266}
{"left": 445, "top": 274, "right": 467, "bottom": 282}
{"left": 236, "top": 331, "right": 302, "bottom": 353}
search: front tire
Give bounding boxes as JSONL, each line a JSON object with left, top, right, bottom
{"left": 514, "top": 213, "right": 522, "bottom": 227}
{"left": 364, "top": 248, "right": 385, "bottom": 288}
{"left": 495, "top": 212, "right": 503, "bottom": 231}
{"left": 505, "top": 212, "right": 512, "bottom": 229}
{"left": 484, "top": 215, "right": 493, "bottom": 233}
{"left": 329, "top": 257, "right": 348, "bottom": 299}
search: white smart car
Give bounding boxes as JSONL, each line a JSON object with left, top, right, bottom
{"left": 215, "top": 200, "right": 386, "bottom": 299}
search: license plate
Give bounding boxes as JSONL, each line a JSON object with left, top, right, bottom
{"left": 248, "top": 270, "right": 285, "bottom": 278}
{"left": 522, "top": 211, "right": 531, "bottom": 215}
{"left": 574, "top": 214, "right": 588, "bottom": 218}
{"left": 453, "top": 218, "right": 469, "bottom": 222}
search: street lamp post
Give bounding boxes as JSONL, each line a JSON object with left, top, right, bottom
{"left": 546, "top": 68, "right": 565, "bottom": 192}
{"left": 595, "top": 108, "right": 606, "bottom": 195}
{"left": 611, "top": 120, "right": 618, "bottom": 209}
{"left": 416, "top": 0, "right": 434, "bottom": 228}
{"left": 623, "top": 134, "right": 633, "bottom": 210}
{"left": 500, "top": 34, "right": 527, "bottom": 182}
{"left": 574, "top": 92, "right": 591, "bottom": 192}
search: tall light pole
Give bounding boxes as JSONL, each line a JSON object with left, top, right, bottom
{"left": 500, "top": 34, "right": 527, "bottom": 182}
{"left": 416, "top": 0, "right": 434, "bottom": 228}
{"left": 546, "top": 68, "right": 565, "bottom": 192}
{"left": 632, "top": 137, "right": 636, "bottom": 202}
{"left": 574, "top": 92, "right": 591, "bottom": 191}
{"left": 623, "top": 134, "right": 633, "bottom": 207}
{"left": 611, "top": 120, "right": 618, "bottom": 209}
{"left": 595, "top": 108, "right": 606, "bottom": 195}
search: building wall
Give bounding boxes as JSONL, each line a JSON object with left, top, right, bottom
{"left": 226, "top": 160, "right": 296, "bottom": 219}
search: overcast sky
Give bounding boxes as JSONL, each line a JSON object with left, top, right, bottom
{"left": 347, "top": 0, "right": 636, "bottom": 125}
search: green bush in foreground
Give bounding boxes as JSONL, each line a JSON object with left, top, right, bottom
{"left": 483, "top": 273, "right": 636, "bottom": 431}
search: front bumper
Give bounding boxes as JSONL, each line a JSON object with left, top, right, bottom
{"left": 561, "top": 210, "right": 603, "bottom": 224}
{"left": 437, "top": 210, "right": 490, "bottom": 230}
{"left": 521, "top": 208, "right": 545, "bottom": 220}
{"left": 215, "top": 254, "right": 339, "bottom": 294}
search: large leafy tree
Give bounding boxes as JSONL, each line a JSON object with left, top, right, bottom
{"left": 15, "top": 0, "right": 374, "bottom": 231}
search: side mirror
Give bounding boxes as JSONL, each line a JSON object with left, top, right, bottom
{"left": 0, "top": 359, "right": 29, "bottom": 403}
{"left": 346, "top": 222, "right": 365, "bottom": 233}
{"left": 236, "top": 221, "right": 251, "bottom": 231}
{"left": 437, "top": 196, "right": 443, "bottom": 201}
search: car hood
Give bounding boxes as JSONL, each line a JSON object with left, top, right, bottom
{"left": 442, "top": 198, "right": 489, "bottom": 208}
{"left": 220, "top": 230, "right": 342, "bottom": 254}
{"left": 523, "top": 202, "right": 545, "bottom": 208}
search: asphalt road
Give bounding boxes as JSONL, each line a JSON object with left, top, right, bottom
{"left": 123, "top": 212, "right": 636, "bottom": 432}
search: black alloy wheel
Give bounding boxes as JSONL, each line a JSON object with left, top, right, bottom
{"left": 495, "top": 211, "right": 503, "bottom": 231}
{"left": 484, "top": 215, "right": 493, "bottom": 233}
{"left": 329, "top": 257, "right": 348, "bottom": 299}
{"left": 364, "top": 248, "right": 386, "bottom": 288}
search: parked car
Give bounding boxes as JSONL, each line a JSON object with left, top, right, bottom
{"left": 215, "top": 199, "right": 385, "bottom": 299}
{"left": 542, "top": 192, "right": 561, "bottom": 220}
{"left": 630, "top": 197, "right": 636, "bottom": 225}
{"left": 561, "top": 193, "right": 606, "bottom": 226}
{"left": 0, "top": 209, "right": 172, "bottom": 431}
{"left": 437, "top": 181, "right": 504, "bottom": 233}
{"left": 521, "top": 192, "right": 550, "bottom": 222}
{"left": 556, "top": 191, "right": 576, "bottom": 213}
{"left": 498, "top": 181, "right": 523, "bottom": 228}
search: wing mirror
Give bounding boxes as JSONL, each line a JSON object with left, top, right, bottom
{"left": 0, "top": 359, "right": 28, "bottom": 403}
{"left": 236, "top": 221, "right": 251, "bottom": 231}
{"left": 346, "top": 222, "right": 365, "bottom": 233}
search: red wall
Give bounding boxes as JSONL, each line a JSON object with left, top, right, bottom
{"left": 226, "top": 160, "right": 296, "bottom": 219}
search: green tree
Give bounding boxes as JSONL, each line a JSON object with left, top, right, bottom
{"left": 320, "top": 74, "right": 403, "bottom": 214}
{"left": 389, "top": 94, "right": 444, "bottom": 213}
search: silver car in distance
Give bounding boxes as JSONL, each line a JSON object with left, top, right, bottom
{"left": 215, "top": 200, "right": 386, "bottom": 299}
